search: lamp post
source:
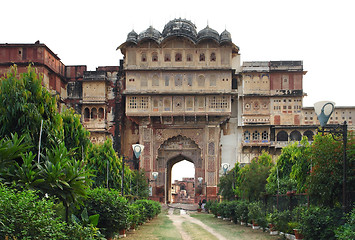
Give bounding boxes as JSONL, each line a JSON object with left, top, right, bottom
{"left": 198, "top": 177, "right": 207, "bottom": 202}
{"left": 148, "top": 172, "right": 159, "bottom": 197}
{"left": 121, "top": 144, "right": 144, "bottom": 196}
{"left": 314, "top": 101, "right": 348, "bottom": 212}
{"left": 221, "top": 163, "right": 230, "bottom": 175}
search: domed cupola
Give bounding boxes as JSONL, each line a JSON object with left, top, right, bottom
{"left": 162, "top": 18, "right": 197, "bottom": 43}
{"left": 137, "top": 26, "right": 162, "bottom": 43}
{"left": 197, "top": 25, "right": 220, "bottom": 43}
{"left": 126, "top": 30, "right": 138, "bottom": 43}
{"left": 220, "top": 29, "right": 232, "bottom": 43}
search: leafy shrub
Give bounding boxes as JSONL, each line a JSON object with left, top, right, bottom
{"left": 226, "top": 201, "right": 239, "bottom": 222}
{"left": 218, "top": 201, "right": 229, "bottom": 218}
{"left": 248, "top": 201, "right": 262, "bottom": 222}
{"left": 299, "top": 206, "right": 343, "bottom": 240}
{"left": 0, "top": 184, "right": 66, "bottom": 239}
{"left": 210, "top": 200, "right": 219, "bottom": 217}
{"left": 235, "top": 200, "right": 249, "bottom": 222}
{"left": 63, "top": 222, "right": 104, "bottom": 240}
{"left": 84, "top": 188, "right": 129, "bottom": 238}
{"left": 127, "top": 204, "right": 140, "bottom": 229}
{"left": 270, "top": 209, "right": 292, "bottom": 233}
{"left": 335, "top": 207, "right": 355, "bottom": 240}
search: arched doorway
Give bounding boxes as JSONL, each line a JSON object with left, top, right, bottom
{"left": 290, "top": 130, "right": 302, "bottom": 141}
{"left": 156, "top": 135, "right": 203, "bottom": 203}
{"left": 277, "top": 130, "right": 288, "bottom": 141}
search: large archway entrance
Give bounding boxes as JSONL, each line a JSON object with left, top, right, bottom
{"left": 155, "top": 135, "right": 204, "bottom": 203}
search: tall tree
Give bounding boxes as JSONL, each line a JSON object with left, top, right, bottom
{"left": 238, "top": 151, "right": 273, "bottom": 201}
{"left": 60, "top": 108, "right": 91, "bottom": 161}
{"left": 307, "top": 133, "right": 355, "bottom": 207}
{"left": 266, "top": 137, "right": 311, "bottom": 194}
{"left": 0, "top": 65, "right": 63, "bottom": 153}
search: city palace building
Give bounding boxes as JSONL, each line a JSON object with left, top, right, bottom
{"left": 1, "top": 19, "right": 354, "bottom": 202}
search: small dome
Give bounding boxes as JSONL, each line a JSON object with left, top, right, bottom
{"left": 220, "top": 29, "right": 232, "bottom": 43}
{"left": 137, "top": 26, "right": 162, "bottom": 43}
{"left": 126, "top": 30, "right": 138, "bottom": 43}
{"left": 162, "top": 18, "right": 197, "bottom": 42}
{"left": 197, "top": 25, "right": 220, "bottom": 43}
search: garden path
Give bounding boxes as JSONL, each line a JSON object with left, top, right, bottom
{"left": 167, "top": 207, "right": 227, "bottom": 240}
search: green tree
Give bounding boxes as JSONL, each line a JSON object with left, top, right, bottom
{"left": 61, "top": 108, "right": 91, "bottom": 161}
{"left": 238, "top": 151, "right": 273, "bottom": 201}
{"left": 266, "top": 137, "right": 311, "bottom": 194}
{"left": 86, "top": 138, "right": 126, "bottom": 190}
{"left": 36, "top": 142, "right": 93, "bottom": 222}
{"left": 218, "top": 163, "right": 240, "bottom": 200}
{"left": 130, "top": 169, "right": 149, "bottom": 199}
{"left": 0, "top": 65, "right": 63, "bottom": 153}
{"left": 307, "top": 133, "right": 355, "bottom": 207}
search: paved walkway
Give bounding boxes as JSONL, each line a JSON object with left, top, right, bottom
{"left": 167, "top": 205, "right": 227, "bottom": 240}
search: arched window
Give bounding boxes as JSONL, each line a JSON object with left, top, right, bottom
{"left": 98, "top": 108, "right": 104, "bottom": 119}
{"left": 290, "top": 130, "right": 302, "bottom": 141}
{"left": 210, "top": 52, "right": 216, "bottom": 61}
{"left": 199, "top": 53, "right": 205, "bottom": 61}
{"left": 141, "top": 53, "right": 147, "bottom": 62}
{"left": 186, "top": 54, "right": 193, "bottom": 62}
{"left": 303, "top": 130, "right": 314, "bottom": 141}
{"left": 152, "top": 52, "right": 158, "bottom": 62}
{"left": 91, "top": 108, "right": 97, "bottom": 120}
{"left": 198, "top": 75, "right": 205, "bottom": 87}
{"left": 164, "top": 53, "right": 171, "bottom": 62}
{"left": 175, "top": 53, "right": 182, "bottom": 62}
{"left": 277, "top": 131, "right": 288, "bottom": 141}
{"left": 244, "top": 131, "right": 250, "bottom": 141}
{"left": 84, "top": 108, "right": 90, "bottom": 121}
{"left": 152, "top": 74, "right": 159, "bottom": 86}
{"left": 252, "top": 131, "right": 260, "bottom": 140}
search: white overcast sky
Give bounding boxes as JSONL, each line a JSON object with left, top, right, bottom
{"left": 2, "top": 0, "right": 354, "bottom": 180}
{"left": 2, "top": 0, "right": 354, "bottom": 107}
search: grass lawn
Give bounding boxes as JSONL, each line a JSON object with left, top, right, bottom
{"left": 125, "top": 209, "right": 181, "bottom": 240}
{"left": 190, "top": 213, "right": 282, "bottom": 240}
{"left": 181, "top": 222, "right": 218, "bottom": 240}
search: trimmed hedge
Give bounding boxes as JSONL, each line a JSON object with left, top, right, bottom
{"left": 209, "top": 199, "right": 350, "bottom": 239}
{"left": 84, "top": 188, "right": 161, "bottom": 237}
{"left": 0, "top": 184, "right": 101, "bottom": 239}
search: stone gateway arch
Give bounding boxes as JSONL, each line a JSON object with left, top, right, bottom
{"left": 118, "top": 18, "right": 239, "bottom": 202}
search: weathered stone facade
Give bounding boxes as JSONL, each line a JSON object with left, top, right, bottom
{"left": 118, "top": 19, "right": 239, "bottom": 202}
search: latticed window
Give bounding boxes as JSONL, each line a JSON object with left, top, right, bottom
{"left": 252, "top": 131, "right": 260, "bottom": 140}
{"left": 128, "top": 96, "right": 148, "bottom": 109}
{"left": 129, "top": 97, "right": 137, "bottom": 109}
{"left": 209, "top": 96, "right": 228, "bottom": 109}
{"left": 244, "top": 131, "right": 250, "bottom": 141}
{"left": 262, "top": 131, "right": 268, "bottom": 141}
{"left": 139, "top": 97, "right": 148, "bottom": 109}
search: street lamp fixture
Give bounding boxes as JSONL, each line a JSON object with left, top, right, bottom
{"left": 148, "top": 172, "right": 159, "bottom": 183}
{"left": 197, "top": 177, "right": 207, "bottom": 202}
{"left": 314, "top": 101, "right": 348, "bottom": 212}
{"left": 221, "top": 163, "right": 230, "bottom": 175}
{"left": 121, "top": 144, "right": 145, "bottom": 196}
